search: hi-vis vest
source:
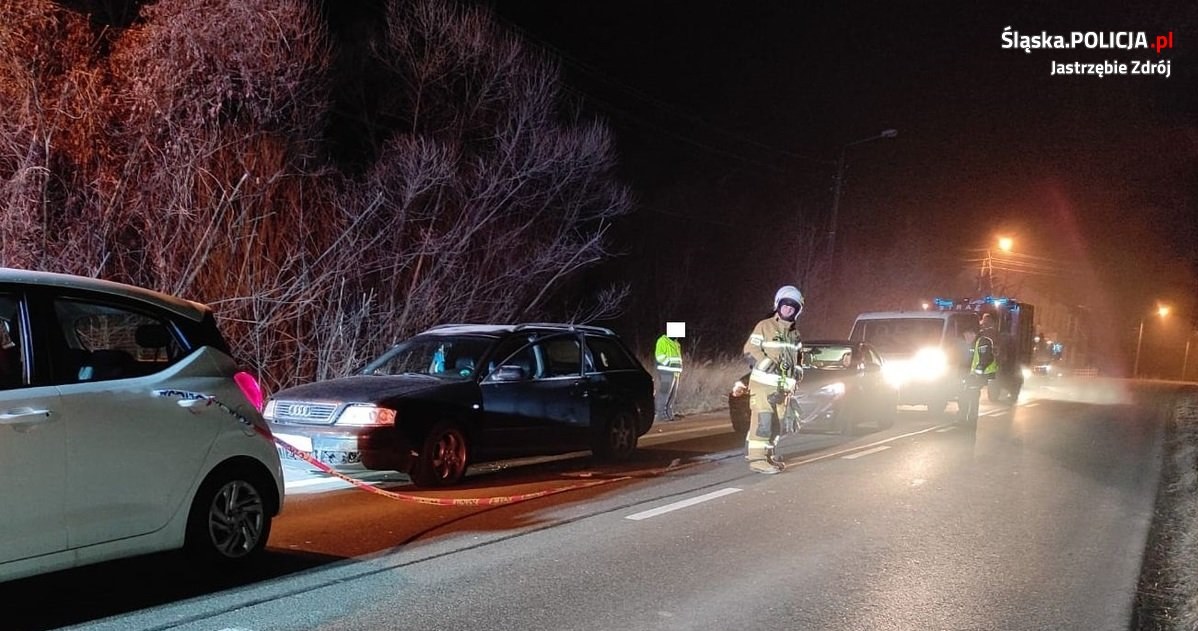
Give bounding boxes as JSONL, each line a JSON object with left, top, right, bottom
{"left": 971, "top": 335, "right": 998, "bottom": 375}
{"left": 655, "top": 336, "right": 682, "bottom": 373}
{"left": 744, "top": 315, "right": 802, "bottom": 390}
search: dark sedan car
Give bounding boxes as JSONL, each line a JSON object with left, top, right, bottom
{"left": 729, "top": 340, "right": 897, "bottom": 436}
{"left": 265, "top": 323, "right": 654, "bottom": 487}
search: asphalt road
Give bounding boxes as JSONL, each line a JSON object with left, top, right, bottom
{"left": 9, "top": 379, "right": 1169, "bottom": 631}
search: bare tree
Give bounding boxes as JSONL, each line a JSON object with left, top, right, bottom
{"left": 0, "top": 0, "right": 631, "bottom": 392}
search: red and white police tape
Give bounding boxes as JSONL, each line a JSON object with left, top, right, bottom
{"left": 155, "top": 388, "right": 695, "bottom": 507}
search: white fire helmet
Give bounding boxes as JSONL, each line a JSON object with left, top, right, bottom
{"left": 773, "top": 285, "right": 804, "bottom": 313}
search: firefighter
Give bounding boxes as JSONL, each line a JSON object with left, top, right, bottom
{"left": 742, "top": 285, "right": 804, "bottom": 474}
{"left": 958, "top": 318, "right": 997, "bottom": 426}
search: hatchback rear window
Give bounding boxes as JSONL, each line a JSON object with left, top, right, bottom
{"left": 53, "top": 298, "right": 185, "bottom": 383}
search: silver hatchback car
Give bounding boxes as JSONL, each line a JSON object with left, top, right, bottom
{"left": 0, "top": 269, "right": 283, "bottom": 583}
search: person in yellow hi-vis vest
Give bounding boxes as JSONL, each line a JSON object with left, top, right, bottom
{"left": 654, "top": 327, "right": 683, "bottom": 422}
{"left": 958, "top": 318, "right": 997, "bottom": 427}
{"left": 741, "top": 285, "right": 804, "bottom": 474}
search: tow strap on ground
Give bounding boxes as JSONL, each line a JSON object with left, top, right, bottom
{"left": 269, "top": 432, "right": 681, "bottom": 507}
{"left": 156, "top": 387, "right": 660, "bottom": 507}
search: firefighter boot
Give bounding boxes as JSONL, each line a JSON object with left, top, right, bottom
{"left": 749, "top": 460, "right": 783, "bottom": 474}
{"left": 765, "top": 443, "right": 786, "bottom": 470}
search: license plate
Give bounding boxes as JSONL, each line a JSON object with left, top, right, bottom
{"left": 274, "top": 433, "right": 312, "bottom": 453}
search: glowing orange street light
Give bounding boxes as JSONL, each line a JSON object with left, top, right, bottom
{"left": 1133, "top": 304, "right": 1170, "bottom": 378}
{"left": 980, "top": 236, "right": 1015, "bottom": 294}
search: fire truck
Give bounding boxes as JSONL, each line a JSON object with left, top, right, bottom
{"left": 849, "top": 296, "right": 1035, "bottom": 412}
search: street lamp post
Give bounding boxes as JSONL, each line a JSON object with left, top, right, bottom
{"left": 978, "top": 236, "right": 1014, "bottom": 295}
{"left": 1133, "top": 305, "right": 1169, "bottom": 378}
{"left": 826, "top": 129, "right": 898, "bottom": 263}
{"left": 1183, "top": 329, "right": 1194, "bottom": 381}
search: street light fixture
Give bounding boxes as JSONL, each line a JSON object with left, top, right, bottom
{"left": 826, "top": 129, "right": 898, "bottom": 263}
{"left": 979, "top": 236, "right": 1014, "bottom": 295}
{"left": 1133, "top": 305, "right": 1170, "bottom": 378}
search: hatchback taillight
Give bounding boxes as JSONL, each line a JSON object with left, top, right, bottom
{"left": 234, "top": 371, "right": 265, "bottom": 412}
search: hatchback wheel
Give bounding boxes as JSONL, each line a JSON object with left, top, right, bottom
{"left": 593, "top": 412, "right": 637, "bottom": 461}
{"left": 410, "top": 422, "right": 469, "bottom": 487}
{"left": 186, "top": 467, "right": 272, "bottom": 565}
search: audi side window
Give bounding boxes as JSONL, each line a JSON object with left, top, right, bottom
{"left": 485, "top": 335, "right": 541, "bottom": 379}
{"left": 585, "top": 336, "right": 638, "bottom": 372}
{"left": 0, "top": 295, "right": 26, "bottom": 390}
{"left": 51, "top": 298, "right": 184, "bottom": 384}
{"left": 539, "top": 336, "right": 582, "bottom": 378}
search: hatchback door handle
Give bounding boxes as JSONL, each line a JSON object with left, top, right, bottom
{"left": 0, "top": 408, "right": 54, "bottom": 423}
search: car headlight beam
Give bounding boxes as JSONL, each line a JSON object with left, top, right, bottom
{"left": 818, "top": 382, "right": 846, "bottom": 397}
{"left": 910, "top": 347, "right": 948, "bottom": 382}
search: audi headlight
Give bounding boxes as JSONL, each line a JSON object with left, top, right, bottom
{"left": 818, "top": 382, "right": 846, "bottom": 397}
{"left": 336, "top": 404, "right": 397, "bottom": 426}
{"left": 263, "top": 399, "right": 278, "bottom": 420}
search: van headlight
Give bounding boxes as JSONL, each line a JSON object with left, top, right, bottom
{"left": 910, "top": 347, "right": 948, "bottom": 382}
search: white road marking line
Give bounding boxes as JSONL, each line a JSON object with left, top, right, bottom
{"left": 626, "top": 488, "right": 742, "bottom": 521}
{"left": 935, "top": 426, "right": 957, "bottom": 433}
{"left": 782, "top": 424, "right": 948, "bottom": 468}
{"left": 286, "top": 477, "right": 383, "bottom": 490}
{"left": 841, "top": 445, "right": 891, "bottom": 460}
{"left": 1023, "top": 401, "right": 1040, "bottom": 407}
{"left": 286, "top": 477, "right": 340, "bottom": 489}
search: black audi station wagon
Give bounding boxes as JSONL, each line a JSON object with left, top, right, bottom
{"left": 265, "top": 323, "right": 654, "bottom": 487}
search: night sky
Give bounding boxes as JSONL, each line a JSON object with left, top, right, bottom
{"left": 488, "top": 1, "right": 1196, "bottom": 373}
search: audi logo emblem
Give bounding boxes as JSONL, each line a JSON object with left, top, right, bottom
{"left": 287, "top": 404, "right": 313, "bottom": 417}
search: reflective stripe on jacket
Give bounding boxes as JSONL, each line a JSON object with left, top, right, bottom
{"left": 743, "top": 315, "right": 802, "bottom": 391}
{"left": 655, "top": 335, "right": 683, "bottom": 372}
{"left": 971, "top": 335, "right": 998, "bottom": 375}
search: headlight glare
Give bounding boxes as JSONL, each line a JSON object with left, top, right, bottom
{"left": 882, "top": 361, "right": 907, "bottom": 388}
{"left": 818, "top": 382, "right": 846, "bottom": 397}
{"left": 910, "top": 347, "right": 948, "bottom": 381}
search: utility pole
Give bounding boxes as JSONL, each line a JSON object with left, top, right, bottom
{"left": 825, "top": 129, "right": 898, "bottom": 266}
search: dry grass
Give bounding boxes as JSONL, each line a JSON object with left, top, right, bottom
{"left": 1135, "top": 391, "right": 1198, "bottom": 630}
{"left": 646, "top": 354, "right": 745, "bottom": 416}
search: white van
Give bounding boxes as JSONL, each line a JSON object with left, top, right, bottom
{"left": 848, "top": 309, "right": 982, "bottom": 413}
